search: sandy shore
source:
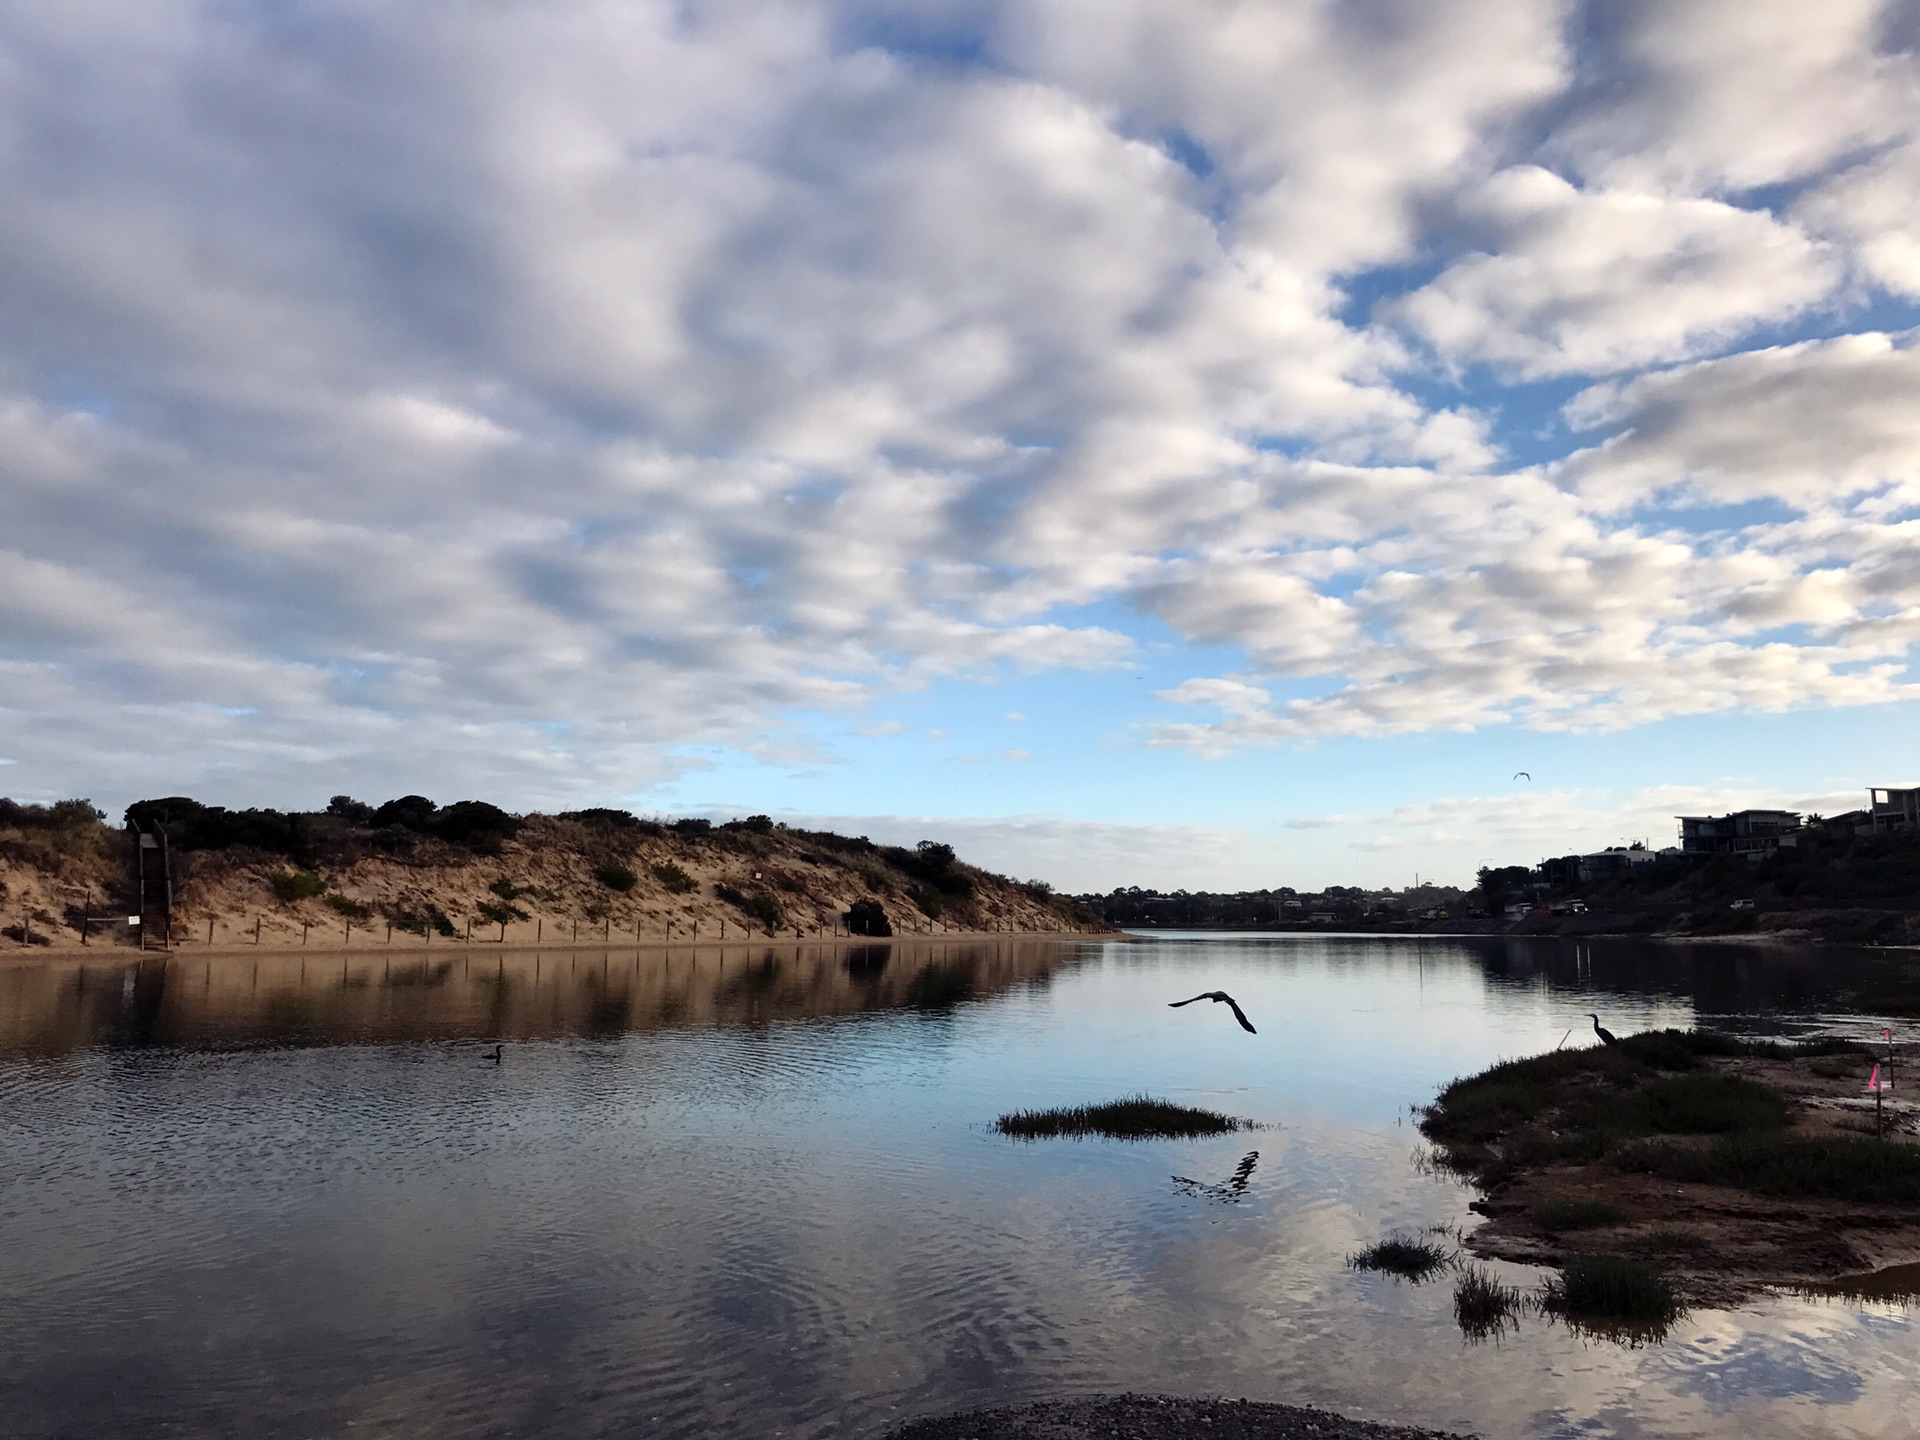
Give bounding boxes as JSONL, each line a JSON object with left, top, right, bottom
{"left": 883, "top": 1395, "right": 1474, "bottom": 1440}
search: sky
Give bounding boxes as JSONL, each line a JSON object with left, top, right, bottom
{"left": 3, "top": 0, "right": 1920, "bottom": 892}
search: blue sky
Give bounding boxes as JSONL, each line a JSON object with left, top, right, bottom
{"left": 2, "top": 1, "right": 1918, "bottom": 890}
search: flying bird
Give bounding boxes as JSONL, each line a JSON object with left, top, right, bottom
{"left": 1588, "top": 1014, "right": 1617, "bottom": 1046}
{"left": 1169, "top": 990, "right": 1257, "bottom": 1034}
{"left": 1514, "top": 771, "right": 1531, "bottom": 781}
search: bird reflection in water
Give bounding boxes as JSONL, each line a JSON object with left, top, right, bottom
{"left": 1172, "top": 1150, "right": 1259, "bottom": 1203}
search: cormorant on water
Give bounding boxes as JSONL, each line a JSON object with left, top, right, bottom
{"left": 483, "top": 1043, "right": 504, "bottom": 1064}
{"left": 1169, "top": 991, "right": 1257, "bottom": 1034}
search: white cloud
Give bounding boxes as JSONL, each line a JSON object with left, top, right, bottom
{"left": 1286, "top": 782, "right": 1874, "bottom": 868}
{"left": 1796, "top": 142, "right": 1920, "bottom": 297}
{"left": 0, "top": 0, "right": 1916, "bottom": 805}
{"left": 1395, "top": 168, "right": 1837, "bottom": 377}
{"left": 1564, "top": 332, "right": 1920, "bottom": 506}
{"left": 1544, "top": 0, "right": 1918, "bottom": 193}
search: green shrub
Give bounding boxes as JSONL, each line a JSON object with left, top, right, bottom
{"left": 270, "top": 870, "right": 325, "bottom": 902}
{"left": 476, "top": 899, "right": 528, "bottom": 927}
{"left": 715, "top": 883, "right": 781, "bottom": 928}
{"left": 593, "top": 863, "right": 637, "bottom": 892}
{"left": 1540, "top": 1254, "right": 1681, "bottom": 1327}
{"left": 324, "top": 894, "right": 373, "bottom": 921}
{"left": 387, "top": 906, "right": 456, "bottom": 937}
{"left": 910, "top": 884, "right": 944, "bottom": 919}
{"left": 1532, "top": 1200, "right": 1627, "bottom": 1232}
{"left": 995, "top": 1095, "right": 1244, "bottom": 1140}
{"left": 651, "top": 861, "right": 696, "bottom": 894}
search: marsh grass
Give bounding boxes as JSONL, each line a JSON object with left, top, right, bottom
{"left": 1634, "top": 1073, "right": 1789, "bottom": 1134}
{"left": 1531, "top": 1199, "right": 1627, "bottom": 1232}
{"left": 1618, "top": 1132, "right": 1920, "bottom": 1205}
{"left": 1540, "top": 1254, "right": 1682, "bottom": 1331}
{"left": 1348, "top": 1233, "right": 1454, "bottom": 1282}
{"left": 994, "top": 1095, "right": 1245, "bottom": 1140}
{"left": 1453, "top": 1265, "right": 1523, "bottom": 1342}
{"left": 1420, "top": 1029, "right": 1836, "bottom": 1194}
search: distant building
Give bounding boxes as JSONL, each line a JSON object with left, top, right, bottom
{"left": 1576, "top": 846, "right": 1659, "bottom": 885}
{"left": 1538, "top": 846, "right": 1659, "bottom": 888}
{"left": 1870, "top": 787, "right": 1920, "bottom": 834}
{"left": 1677, "top": 810, "right": 1801, "bottom": 858}
{"left": 1814, "top": 809, "right": 1872, "bottom": 837}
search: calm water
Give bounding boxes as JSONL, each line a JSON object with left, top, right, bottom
{"left": 2, "top": 933, "right": 1918, "bottom": 1439}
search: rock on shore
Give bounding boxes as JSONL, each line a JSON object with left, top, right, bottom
{"left": 884, "top": 1394, "right": 1475, "bottom": 1440}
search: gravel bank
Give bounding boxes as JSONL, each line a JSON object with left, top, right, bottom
{"left": 883, "top": 1393, "right": 1476, "bottom": 1439}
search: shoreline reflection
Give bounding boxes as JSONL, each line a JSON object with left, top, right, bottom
{"left": 0, "top": 939, "right": 1085, "bottom": 1055}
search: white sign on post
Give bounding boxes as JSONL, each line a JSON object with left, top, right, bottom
{"left": 127, "top": 916, "right": 140, "bottom": 926}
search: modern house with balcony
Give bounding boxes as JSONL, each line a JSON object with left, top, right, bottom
{"left": 1870, "top": 787, "right": 1920, "bottom": 833}
{"left": 1677, "top": 810, "right": 1802, "bottom": 858}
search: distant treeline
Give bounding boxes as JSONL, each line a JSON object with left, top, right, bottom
{"left": 1079, "top": 883, "right": 1466, "bottom": 928}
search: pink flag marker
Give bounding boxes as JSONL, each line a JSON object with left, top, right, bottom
{"left": 1866, "top": 1064, "right": 1893, "bottom": 1093}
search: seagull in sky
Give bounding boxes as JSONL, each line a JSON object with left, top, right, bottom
{"left": 1169, "top": 990, "right": 1257, "bottom": 1033}
{"left": 1514, "top": 771, "right": 1531, "bottom": 781}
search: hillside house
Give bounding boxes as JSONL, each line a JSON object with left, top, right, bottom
{"left": 1870, "top": 787, "right": 1920, "bottom": 834}
{"left": 1677, "top": 810, "right": 1802, "bottom": 858}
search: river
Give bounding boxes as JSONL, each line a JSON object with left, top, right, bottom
{"left": 1, "top": 932, "right": 1915, "bottom": 1437}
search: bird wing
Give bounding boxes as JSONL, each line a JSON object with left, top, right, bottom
{"left": 1167, "top": 994, "right": 1213, "bottom": 1007}
{"left": 1514, "top": 771, "right": 1531, "bottom": 780}
{"left": 1221, "top": 994, "right": 1257, "bottom": 1034}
